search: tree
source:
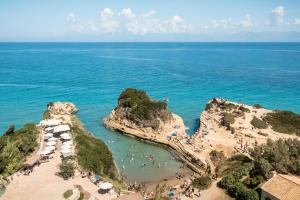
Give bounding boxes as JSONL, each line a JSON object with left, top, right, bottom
{"left": 59, "top": 160, "right": 75, "bottom": 180}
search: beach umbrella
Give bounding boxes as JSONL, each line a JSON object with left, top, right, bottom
{"left": 99, "top": 182, "right": 113, "bottom": 190}
{"left": 44, "top": 133, "right": 53, "bottom": 139}
{"left": 60, "top": 148, "right": 72, "bottom": 154}
{"left": 63, "top": 140, "right": 73, "bottom": 145}
{"left": 60, "top": 133, "right": 71, "bottom": 138}
{"left": 61, "top": 144, "right": 72, "bottom": 150}
{"left": 45, "top": 146, "right": 55, "bottom": 151}
{"left": 45, "top": 127, "right": 53, "bottom": 132}
{"left": 61, "top": 135, "right": 72, "bottom": 140}
{"left": 40, "top": 149, "right": 52, "bottom": 155}
{"left": 48, "top": 137, "right": 57, "bottom": 141}
{"left": 46, "top": 141, "right": 56, "bottom": 146}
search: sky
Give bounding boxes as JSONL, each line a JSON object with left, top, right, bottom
{"left": 1, "top": 0, "right": 300, "bottom": 41}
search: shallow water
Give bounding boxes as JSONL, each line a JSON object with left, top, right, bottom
{"left": 1, "top": 42, "right": 300, "bottom": 182}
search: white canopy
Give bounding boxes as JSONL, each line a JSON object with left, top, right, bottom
{"left": 63, "top": 140, "right": 73, "bottom": 145}
{"left": 40, "top": 119, "right": 61, "bottom": 127}
{"left": 45, "top": 146, "right": 55, "bottom": 151}
{"left": 99, "top": 182, "right": 113, "bottom": 190}
{"left": 46, "top": 141, "right": 56, "bottom": 146}
{"left": 44, "top": 127, "right": 53, "bottom": 132}
{"left": 61, "top": 135, "right": 72, "bottom": 140}
{"left": 53, "top": 125, "right": 70, "bottom": 133}
{"left": 60, "top": 148, "right": 72, "bottom": 154}
{"left": 61, "top": 144, "right": 72, "bottom": 150}
{"left": 40, "top": 149, "right": 52, "bottom": 155}
{"left": 48, "top": 137, "right": 58, "bottom": 141}
{"left": 60, "top": 133, "right": 71, "bottom": 138}
{"left": 44, "top": 133, "right": 53, "bottom": 137}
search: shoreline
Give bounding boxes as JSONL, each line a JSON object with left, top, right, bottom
{"left": 103, "top": 112, "right": 206, "bottom": 175}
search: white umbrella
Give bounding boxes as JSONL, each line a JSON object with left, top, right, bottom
{"left": 48, "top": 137, "right": 57, "bottom": 141}
{"left": 61, "top": 145, "right": 72, "bottom": 150}
{"left": 40, "top": 149, "right": 52, "bottom": 155}
{"left": 63, "top": 140, "right": 73, "bottom": 145}
{"left": 60, "top": 148, "right": 72, "bottom": 154}
{"left": 60, "top": 133, "right": 71, "bottom": 138}
{"left": 99, "top": 182, "right": 113, "bottom": 190}
{"left": 45, "top": 146, "right": 55, "bottom": 151}
{"left": 61, "top": 135, "right": 72, "bottom": 140}
{"left": 45, "top": 127, "right": 53, "bottom": 132}
{"left": 44, "top": 133, "right": 53, "bottom": 140}
{"left": 46, "top": 141, "right": 56, "bottom": 146}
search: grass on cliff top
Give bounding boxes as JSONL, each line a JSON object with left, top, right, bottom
{"left": 0, "top": 124, "right": 38, "bottom": 177}
{"left": 117, "top": 88, "right": 171, "bottom": 129}
{"left": 263, "top": 111, "right": 300, "bottom": 136}
{"left": 72, "top": 124, "right": 119, "bottom": 181}
{"left": 250, "top": 116, "right": 268, "bottom": 129}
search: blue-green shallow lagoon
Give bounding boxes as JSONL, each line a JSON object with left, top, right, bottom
{"left": 1, "top": 42, "right": 300, "bottom": 182}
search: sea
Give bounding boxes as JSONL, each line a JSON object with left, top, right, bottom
{"left": 1, "top": 42, "right": 300, "bottom": 183}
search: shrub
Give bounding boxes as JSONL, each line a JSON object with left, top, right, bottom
{"left": 250, "top": 138, "right": 300, "bottom": 176}
{"left": 192, "top": 176, "right": 212, "bottom": 190}
{"left": 209, "top": 150, "right": 225, "bottom": 166}
{"left": 63, "top": 189, "right": 73, "bottom": 199}
{"left": 221, "top": 113, "right": 235, "bottom": 130}
{"left": 73, "top": 125, "right": 118, "bottom": 180}
{"left": 42, "top": 110, "right": 51, "bottom": 120}
{"left": 239, "top": 106, "right": 250, "bottom": 113}
{"left": 251, "top": 116, "right": 268, "bottom": 129}
{"left": 263, "top": 111, "right": 300, "bottom": 136}
{"left": 243, "top": 175, "right": 264, "bottom": 189}
{"left": 59, "top": 160, "right": 75, "bottom": 180}
{"left": 0, "top": 124, "right": 38, "bottom": 176}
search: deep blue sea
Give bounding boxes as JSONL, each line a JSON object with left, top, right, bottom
{"left": 1, "top": 42, "right": 300, "bottom": 182}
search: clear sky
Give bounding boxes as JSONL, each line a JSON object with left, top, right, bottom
{"left": 1, "top": 0, "right": 300, "bottom": 41}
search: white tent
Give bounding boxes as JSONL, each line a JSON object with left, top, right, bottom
{"left": 61, "top": 144, "right": 72, "bottom": 150}
{"left": 99, "top": 182, "right": 113, "bottom": 190}
{"left": 53, "top": 125, "right": 70, "bottom": 134}
{"left": 48, "top": 137, "right": 58, "bottom": 142}
{"left": 60, "top": 149, "right": 73, "bottom": 157}
{"left": 60, "top": 133, "right": 71, "bottom": 138}
{"left": 45, "top": 146, "right": 55, "bottom": 151}
{"left": 44, "top": 133, "right": 53, "bottom": 140}
{"left": 60, "top": 148, "right": 72, "bottom": 154}
{"left": 44, "top": 127, "right": 53, "bottom": 132}
{"left": 61, "top": 135, "right": 72, "bottom": 140}
{"left": 63, "top": 140, "right": 73, "bottom": 145}
{"left": 40, "top": 119, "right": 61, "bottom": 127}
{"left": 40, "top": 149, "right": 52, "bottom": 155}
{"left": 46, "top": 141, "right": 56, "bottom": 146}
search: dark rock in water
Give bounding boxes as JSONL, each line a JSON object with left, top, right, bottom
{"left": 3, "top": 125, "right": 15, "bottom": 135}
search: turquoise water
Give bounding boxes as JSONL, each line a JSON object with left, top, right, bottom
{"left": 1, "top": 42, "right": 300, "bottom": 182}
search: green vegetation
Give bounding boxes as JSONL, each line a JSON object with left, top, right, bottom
{"left": 221, "top": 113, "right": 235, "bottom": 130}
{"left": 209, "top": 150, "right": 225, "bottom": 166}
{"left": 250, "top": 116, "right": 268, "bottom": 129}
{"left": 238, "top": 106, "right": 250, "bottom": 113}
{"left": 72, "top": 124, "right": 118, "bottom": 180}
{"left": 59, "top": 159, "right": 75, "bottom": 180}
{"left": 263, "top": 111, "right": 300, "bottom": 136}
{"left": 63, "top": 189, "right": 73, "bottom": 199}
{"left": 42, "top": 110, "right": 51, "bottom": 120}
{"left": 0, "top": 124, "right": 38, "bottom": 177}
{"left": 217, "top": 155, "right": 259, "bottom": 200}
{"left": 192, "top": 176, "right": 212, "bottom": 190}
{"left": 116, "top": 88, "right": 172, "bottom": 130}
{"left": 218, "top": 139, "right": 300, "bottom": 199}
{"left": 250, "top": 138, "right": 300, "bottom": 176}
